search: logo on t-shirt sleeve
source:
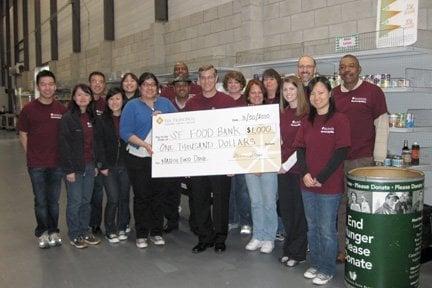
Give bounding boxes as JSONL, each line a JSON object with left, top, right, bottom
{"left": 87, "top": 122, "right": 93, "bottom": 128}
{"left": 50, "top": 113, "right": 62, "bottom": 119}
{"left": 96, "top": 110, "right": 103, "bottom": 116}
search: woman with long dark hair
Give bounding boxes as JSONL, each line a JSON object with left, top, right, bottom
{"left": 59, "top": 84, "right": 102, "bottom": 249}
{"left": 278, "top": 76, "right": 309, "bottom": 267}
{"left": 97, "top": 87, "right": 131, "bottom": 243}
{"left": 293, "top": 76, "right": 351, "bottom": 285}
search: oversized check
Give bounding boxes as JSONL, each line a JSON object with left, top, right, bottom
{"left": 151, "top": 104, "right": 281, "bottom": 177}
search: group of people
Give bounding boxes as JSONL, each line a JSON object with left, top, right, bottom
{"left": 18, "top": 54, "right": 389, "bottom": 286}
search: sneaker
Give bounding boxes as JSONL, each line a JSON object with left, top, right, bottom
{"left": 245, "top": 239, "right": 263, "bottom": 251}
{"left": 228, "top": 223, "right": 239, "bottom": 231}
{"left": 240, "top": 225, "right": 252, "bottom": 235}
{"left": 304, "top": 267, "right": 318, "bottom": 279}
{"left": 125, "top": 226, "right": 131, "bottom": 233}
{"left": 48, "top": 232, "right": 62, "bottom": 247}
{"left": 279, "top": 256, "right": 289, "bottom": 264}
{"left": 260, "top": 241, "right": 274, "bottom": 254}
{"left": 312, "top": 273, "right": 333, "bottom": 285}
{"left": 150, "top": 236, "right": 165, "bottom": 246}
{"left": 105, "top": 234, "right": 120, "bottom": 244}
{"left": 275, "top": 232, "right": 285, "bottom": 241}
{"left": 286, "top": 259, "right": 304, "bottom": 267}
{"left": 136, "top": 238, "right": 148, "bottom": 249}
{"left": 83, "top": 233, "right": 101, "bottom": 245}
{"left": 70, "top": 237, "right": 88, "bottom": 249}
{"left": 118, "top": 230, "right": 128, "bottom": 241}
{"left": 38, "top": 232, "right": 50, "bottom": 249}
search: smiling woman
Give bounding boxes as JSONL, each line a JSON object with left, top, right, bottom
{"left": 59, "top": 83, "right": 103, "bottom": 249}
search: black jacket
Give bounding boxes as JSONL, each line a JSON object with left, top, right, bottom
{"left": 96, "top": 114, "right": 127, "bottom": 169}
{"left": 59, "top": 110, "right": 102, "bottom": 175}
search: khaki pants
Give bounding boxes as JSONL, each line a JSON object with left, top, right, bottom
{"left": 337, "top": 157, "right": 373, "bottom": 255}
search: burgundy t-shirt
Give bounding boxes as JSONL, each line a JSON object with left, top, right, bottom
{"left": 17, "top": 99, "right": 67, "bottom": 168}
{"left": 280, "top": 108, "right": 305, "bottom": 173}
{"left": 185, "top": 91, "right": 236, "bottom": 111}
{"left": 113, "top": 115, "right": 120, "bottom": 139}
{"left": 293, "top": 112, "right": 351, "bottom": 194}
{"left": 94, "top": 97, "right": 106, "bottom": 116}
{"left": 265, "top": 96, "right": 279, "bottom": 105}
{"left": 161, "top": 82, "right": 202, "bottom": 99}
{"left": 233, "top": 95, "right": 247, "bottom": 107}
{"left": 332, "top": 81, "right": 388, "bottom": 160}
{"left": 80, "top": 113, "right": 94, "bottom": 164}
{"left": 162, "top": 94, "right": 189, "bottom": 112}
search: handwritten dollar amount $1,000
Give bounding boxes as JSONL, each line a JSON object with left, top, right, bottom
{"left": 246, "top": 125, "right": 273, "bottom": 134}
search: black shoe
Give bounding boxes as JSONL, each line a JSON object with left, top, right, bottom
{"left": 214, "top": 243, "right": 226, "bottom": 253}
{"left": 192, "top": 242, "right": 214, "bottom": 253}
{"left": 91, "top": 226, "right": 102, "bottom": 235}
{"left": 163, "top": 224, "right": 179, "bottom": 234}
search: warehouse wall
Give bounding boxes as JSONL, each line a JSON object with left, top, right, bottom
{"left": 5, "top": 0, "right": 432, "bottom": 91}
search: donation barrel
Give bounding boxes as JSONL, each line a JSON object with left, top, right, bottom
{"left": 345, "top": 167, "right": 424, "bottom": 288}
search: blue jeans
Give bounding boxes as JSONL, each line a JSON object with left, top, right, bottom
{"left": 229, "top": 174, "right": 251, "bottom": 226}
{"left": 245, "top": 172, "right": 278, "bottom": 241}
{"left": 65, "top": 164, "right": 95, "bottom": 240}
{"left": 28, "top": 167, "right": 63, "bottom": 237}
{"left": 302, "top": 190, "right": 341, "bottom": 276}
{"left": 103, "top": 166, "right": 131, "bottom": 234}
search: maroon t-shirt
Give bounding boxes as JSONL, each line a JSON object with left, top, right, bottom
{"left": 332, "top": 81, "right": 388, "bottom": 160}
{"left": 94, "top": 97, "right": 106, "bottom": 116}
{"left": 17, "top": 99, "right": 67, "bottom": 168}
{"left": 113, "top": 115, "right": 120, "bottom": 139}
{"left": 185, "top": 91, "right": 236, "bottom": 111}
{"left": 233, "top": 95, "right": 247, "bottom": 107}
{"left": 161, "top": 94, "right": 189, "bottom": 112}
{"left": 293, "top": 112, "right": 351, "bottom": 194}
{"left": 280, "top": 108, "right": 305, "bottom": 173}
{"left": 80, "top": 113, "right": 94, "bottom": 164}
{"left": 161, "top": 82, "right": 202, "bottom": 99}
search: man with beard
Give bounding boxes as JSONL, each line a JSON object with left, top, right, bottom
{"left": 333, "top": 54, "right": 389, "bottom": 262}
{"left": 161, "top": 62, "right": 202, "bottom": 99}
{"left": 161, "top": 76, "right": 197, "bottom": 234}
{"left": 297, "top": 55, "right": 317, "bottom": 95}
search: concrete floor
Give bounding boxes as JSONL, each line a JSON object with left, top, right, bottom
{"left": 1, "top": 129, "right": 432, "bottom": 288}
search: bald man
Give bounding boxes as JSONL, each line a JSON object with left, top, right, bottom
{"left": 160, "top": 62, "right": 202, "bottom": 99}
{"left": 332, "top": 54, "right": 389, "bottom": 262}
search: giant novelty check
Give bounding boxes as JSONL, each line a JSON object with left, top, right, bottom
{"left": 151, "top": 104, "right": 281, "bottom": 177}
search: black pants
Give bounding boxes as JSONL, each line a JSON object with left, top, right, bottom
{"left": 90, "top": 173, "right": 104, "bottom": 229}
{"left": 161, "top": 177, "right": 181, "bottom": 228}
{"left": 126, "top": 155, "right": 164, "bottom": 238}
{"left": 190, "top": 175, "right": 231, "bottom": 244}
{"left": 277, "top": 172, "right": 308, "bottom": 261}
